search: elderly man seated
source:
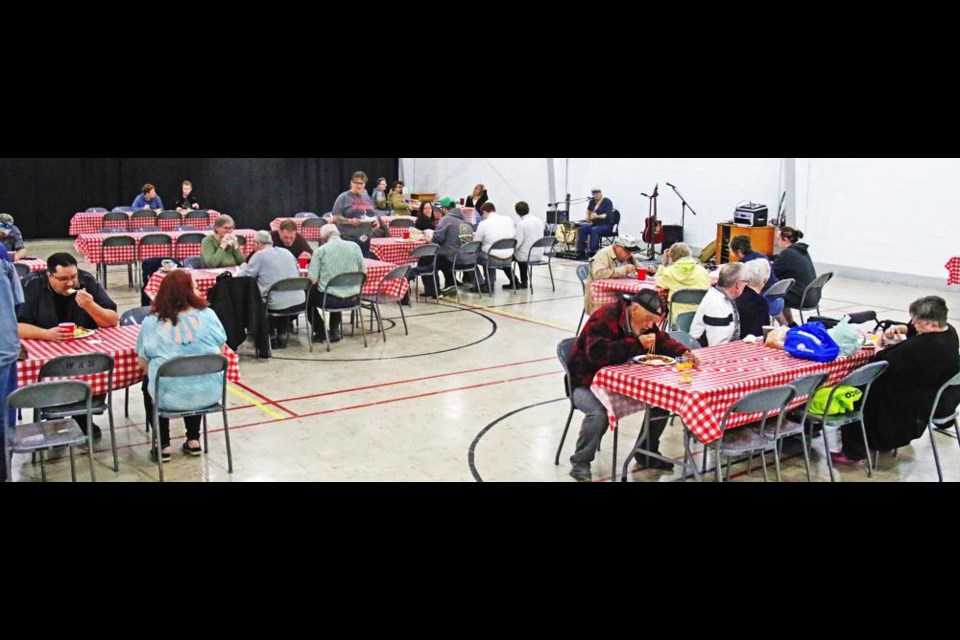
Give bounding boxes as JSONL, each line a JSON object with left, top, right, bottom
{"left": 306, "top": 224, "right": 366, "bottom": 343}
{"left": 472, "top": 202, "right": 515, "bottom": 293}
{"left": 202, "top": 214, "right": 246, "bottom": 268}
{"left": 272, "top": 219, "right": 313, "bottom": 262}
{"left": 689, "top": 262, "right": 748, "bottom": 347}
{"left": 17, "top": 252, "right": 119, "bottom": 440}
{"left": 735, "top": 260, "right": 773, "bottom": 339}
{"left": 729, "top": 236, "right": 782, "bottom": 317}
{"left": 0, "top": 214, "right": 26, "bottom": 261}
{"left": 567, "top": 289, "right": 699, "bottom": 482}
{"left": 236, "top": 230, "right": 304, "bottom": 349}
{"left": 583, "top": 234, "right": 642, "bottom": 316}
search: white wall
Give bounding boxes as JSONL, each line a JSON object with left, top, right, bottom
{"left": 403, "top": 158, "right": 782, "bottom": 247}
{"left": 799, "top": 158, "right": 960, "bottom": 280}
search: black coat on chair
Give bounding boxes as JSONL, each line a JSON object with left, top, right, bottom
{"left": 206, "top": 275, "right": 271, "bottom": 358}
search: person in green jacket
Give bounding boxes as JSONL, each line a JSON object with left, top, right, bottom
{"left": 649, "top": 243, "right": 711, "bottom": 325}
{"left": 201, "top": 214, "right": 245, "bottom": 267}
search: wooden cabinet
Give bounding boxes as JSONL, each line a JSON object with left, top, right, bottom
{"left": 716, "top": 224, "right": 775, "bottom": 264}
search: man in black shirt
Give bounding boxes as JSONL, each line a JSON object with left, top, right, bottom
{"left": 272, "top": 219, "right": 313, "bottom": 261}
{"left": 173, "top": 180, "right": 201, "bottom": 213}
{"left": 17, "top": 253, "right": 118, "bottom": 341}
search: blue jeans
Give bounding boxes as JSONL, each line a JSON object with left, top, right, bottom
{"left": 576, "top": 224, "right": 613, "bottom": 254}
{"left": 1, "top": 361, "right": 16, "bottom": 482}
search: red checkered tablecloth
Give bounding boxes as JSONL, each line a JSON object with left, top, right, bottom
{"left": 69, "top": 210, "right": 219, "bottom": 235}
{"left": 370, "top": 238, "right": 426, "bottom": 265}
{"left": 74, "top": 229, "right": 255, "bottom": 264}
{"left": 15, "top": 259, "right": 47, "bottom": 273}
{"left": 591, "top": 341, "right": 873, "bottom": 444}
{"left": 144, "top": 268, "right": 237, "bottom": 301}
{"left": 590, "top": 270, "right": 719, "bottom": 307}
{"left": 946, "top": 256, "right": 960, "bottom": 286}
{"left": 298, "top": 258, "right": 409, "bottom": 298}
{"left": 269, "top": 216, "right": 419, "bottom": 241}
{"left": 16, "top": 325, "right": 240, "bottom": 395}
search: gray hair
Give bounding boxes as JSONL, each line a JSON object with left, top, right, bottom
{"left": 744, "top": 259, "right": 770, "bottom": 288}
{"left": 717, "top": 262, "right": 746, "bottom": 289}
{"left": 908, "top": 296, "right": 949, "bottom": 326}
{"left": 668, "top": 242, "right": 692, "bottom": 261}
{"left": 214, "top": 214, "right": 235, "bottom": 229}
{"left": 320, "top": 224, "right": 340, "bottom": 241}
{"left": 253, "top": 230, "right": 273, "bottom": 245}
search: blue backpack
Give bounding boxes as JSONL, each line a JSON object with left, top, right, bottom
{"left": 784, "top": 322, "right": 840, "bottom": 363}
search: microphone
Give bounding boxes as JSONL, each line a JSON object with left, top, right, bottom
{"left": 666, "top": 182, "right": 676, "bottom": 189}
{"left": 640, "top": 193, "right": 649, "bottom": 197}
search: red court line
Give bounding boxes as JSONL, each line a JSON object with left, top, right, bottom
{"left": 80, "top": 370, "right": 561, "bottom": 457}
{"left": 231, "top": 380, "right": 299, "bottom": 417}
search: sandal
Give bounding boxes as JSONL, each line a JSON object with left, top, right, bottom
{"left": 182, "top": 442, "right": 203, "bottom": 457}
{"left": 149, "top": 447, "right": 172, "bottom": 463}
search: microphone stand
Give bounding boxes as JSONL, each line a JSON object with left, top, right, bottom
{"left": 666, "top": 183, "right": 698, "bottom": 242}
{"left": 545, "top": 195, "right": 597, "bottom": 258}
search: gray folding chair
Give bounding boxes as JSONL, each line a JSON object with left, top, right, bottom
{"left": 151, "top": 354, "right": 231, "bottom": 482}
{"left": 38, "top": 353, "right": 119, "bottom": 473}
{"left": 301, "top": 217, "right": 326, "bottom": 237}
{"left": 15, "top": 263, "right": 29, "bottom": 279}
{"left": 295, "top": 212, "right": 318, "bottom": 218}
{"left": 137, "top": 234, "right": 173, "bottom": 285}
{"left": 389, "top": 218, "right": 414, "bottom": 229}
{"left": 315, "top": 272, "right": 367, "bottom": 352}
{"left": 668, "top": 289, "right": 707, "bottom": 331}
{"left": 3, "top": 381, "right": 94, "bottom": 482}
{"left": 806, "top": 361, "right": 889, "bottom": 482}
{"left": 363, "top": 265, "right": 411, "bottom": 342}
{"left": 797, "top": 272, "right": 834, "bottom": 323}
{"left": 112, "top": 206, "right": 134, "bottom": 213}
{"left": 757, "top": 372, "right": 829, "bottom": 482}
{"left": 452, "top": 241, "right": 483, "bottom": 303}
{"left": 575, "top": 264, "right": 590, "bottom": 335}
{"left": 184, "top": 210, "right": 210, "bottom": 227}
{"left": 183, "top": 256, "right": 203, "bottom": 269}
{"left": 175, "top": 232, "right": 206, "bottom": 260}
{"left": 922, "top": 371, "right": 960, "bottom": 482}
{"left": 407, "top": 244, "right": 439, "bottom": 303}
{"left": 526, "top": 236, "right": 557, "bottom": 294}
{"left": 131, "top": 210, "right": 158, "bottom": 225}
{"left": 158, "top": 210, "right": 182, "bottom": 224}
{"left": 86, "top": 207, "right": 108, "bottom": 213}
{"left": 102, "top": 211, "right": 130, "bottom": 231}
{"left": 120, "top": 306, "right": 152, "bottom": 418}
{"left": 674, "top": 312, "right": 696, "bottom": 334}
{"left": 667, "top": 330, "right": 701, "bottom": 352}
{"left": 99, "top": 236, "right": 137, "bottom": 288}
{"left": 554, "top": 337, "right": 614, "bottom": 467}
{"left": 263, "top": 277, "right": 312, "bottom": 353}
{"left": 684, "top": 385, "right": 796, "bottom": 482}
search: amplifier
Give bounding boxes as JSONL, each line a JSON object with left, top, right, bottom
{"left": 734, "top": 202, "right": 768, "bottom": 227}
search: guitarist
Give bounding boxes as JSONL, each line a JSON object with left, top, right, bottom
{"left": 575, "top": 188, "right": 615, "bottom": 258}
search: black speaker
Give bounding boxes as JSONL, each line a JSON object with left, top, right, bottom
{"left": 662, "top": 225, "right": 683, "bottom": 249}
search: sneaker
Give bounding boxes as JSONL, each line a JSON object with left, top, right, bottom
{"left": 633, "top": 452, "right": 675, "bottom": 471}
{"left": 830, "top": 451, "right": 863, "bottom": 465}
{"left": 182, "top": 442, "right": 203, "bottom": 457}
{"left": 149, "top": 447, "right": 172, "bottom": 463}
{"left": 569, "top": 463, "right": 592, "bottom": 482}
{"left": 440, "top": 285, "right": 458, "bottom": 296}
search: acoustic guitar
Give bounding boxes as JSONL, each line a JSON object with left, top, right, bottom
{"left": 642, "top": 183, "right": 664, "bottom": 244}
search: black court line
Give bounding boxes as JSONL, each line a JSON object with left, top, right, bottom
{"left": 468, "top": 398, "right": 566, "bottom": 482}
{"left": 262, "top": 306, "right": 498, "bottom": 362}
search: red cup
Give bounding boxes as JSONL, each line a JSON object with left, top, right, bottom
{"left": 59, "top": 322, "right": 76, "bottom": 337}
{"left": 637, "top": 269, "right": 647, "bottom": 281}
{"left": 460, "top": 198, "right": 465, "bottom": 205}
{"left": 402, "top": 229, "right": 411, "bottom": 240}
{"left": 298, "top": 257, "right": 309, "bottom": 270}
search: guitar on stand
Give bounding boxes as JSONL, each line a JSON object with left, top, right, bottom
{"left": 642, "top": 183, "right": 664, "bottom": 260}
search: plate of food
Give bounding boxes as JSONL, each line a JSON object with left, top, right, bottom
{"left": 632, "top": 354, "right": 676, "bottom": 366}
{"left": 72, "top": 327, "right": 97, "bottom": 339}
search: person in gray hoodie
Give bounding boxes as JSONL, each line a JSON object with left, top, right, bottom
{"left": 424, "top": 197, "right": 467, "bottom": 298}
{"left": 772, "top": 226, "right": 817, "bottom": 326}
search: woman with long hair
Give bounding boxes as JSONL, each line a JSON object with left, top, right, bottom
{"left": 772, "top": 226, "right": 816, "bottom": 326}
{"left": 415, "top": 201, "right": 437, "bottom": 231}
{"left": 136, "top": 270, "right": 227, "bottom": 462}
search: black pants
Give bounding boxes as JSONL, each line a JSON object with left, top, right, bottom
{"left": 73, "top": 394, "right": 107, "bottom": 434}
{"left": 423, "top": 255, "right": 456, "bottom": 296}
{"left": 142, "top": 379, "right": 202, "bottom": 448}
{"left": 308, "top": 289, "right": 354, "bottom": 333}
{"left": 267, "top": 304, "right": 303, "bottom": 336}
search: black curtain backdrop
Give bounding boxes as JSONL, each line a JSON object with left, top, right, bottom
{"left": 0, "top": 158, "right": 399, "bottom": 239}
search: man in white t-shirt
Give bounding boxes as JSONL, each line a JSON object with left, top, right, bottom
{"left": 472, "top": 202, "right": 515, "bottom": 293}
{"left": 504, "top": 201, "right": 545, "bottom": 290}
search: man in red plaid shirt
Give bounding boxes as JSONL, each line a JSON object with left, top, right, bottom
{"left": 567, "top": 289, "right": 698, "bottom": 482}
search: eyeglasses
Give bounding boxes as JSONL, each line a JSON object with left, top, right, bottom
{"left": 50, "top": 273, "right": 78, "bottom": 282}
{"left": 352, "top": 181, "right": 366, "bottom": 186}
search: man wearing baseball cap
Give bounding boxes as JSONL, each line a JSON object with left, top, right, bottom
{"left": 566, "top": 288, "right": 698, "bottom": 482}
{"left": 575, "top": 188, "right": 615, "bottom": 258}
{"left": 0, "top": 214, "right": 27, "bottom": 261}
{"left": 582, "top": 233, "right": 642, "bottom": 316}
